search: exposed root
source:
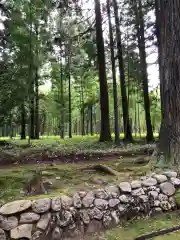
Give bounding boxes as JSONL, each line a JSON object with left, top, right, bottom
{"left": 81, "top": 164, "right": 120, "bottom": 176}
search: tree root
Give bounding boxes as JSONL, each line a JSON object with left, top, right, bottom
{"left": 81, "top": 164, "right": 120, "bottom": 176}
{"left": 135, "top": 225, "right": 180, "bottom": 239}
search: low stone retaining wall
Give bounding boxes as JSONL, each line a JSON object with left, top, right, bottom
{"left": 0, "top": 170, "right": 180, "bottom": 239}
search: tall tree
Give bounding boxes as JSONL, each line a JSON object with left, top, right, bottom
{"left": 94, "top": 0, "right": 112, "bottom": 142}
{"left": 133, "top": 0, "right": 154, "bottom": 142}
{"left": 106, "top": 0, "right": 120, "bottom": 144}
{"left": 113, "top": 0, "right": 132, "bottom": 142}
{"left": 158, "top": 0, "right": 180, "bottom": 165}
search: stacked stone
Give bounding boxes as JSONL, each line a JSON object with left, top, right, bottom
{"left": 0, "top": 171, "right": 179, "bottom": 240}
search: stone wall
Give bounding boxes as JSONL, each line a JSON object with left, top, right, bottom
{"left": 0, "top": 170, "right": 180, "bottom": 240}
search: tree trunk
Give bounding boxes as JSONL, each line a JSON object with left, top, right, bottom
{"left": 60, "top": 45, "right": 64, "bottom": 139}
{"left": 34, "top": 68, "right": 39, "bottom": 139}
{"left": 68, "top": 45, "right": 72, "bottom": 138}
{"left": 21, "top": 103, "right": 26, "bottom": 140}
{"left": 155, "top": 0, "right": 164, "bottom": 118}
{"left": 90, "top": 105, "right": 94, "bottom": 136}
{"left": 107, "top": 0, "right": 120, "bottom": 144}
{"left": 158, "top": 0, "right": 180, "bottom": 165}
{"left": 113, "top": 0, "right": 132, "bottom": 143}
{"left": 94, "top": 0, "right": 112, "bottom": 142}
{"left": 133, "top": 0, "right": 154, "bottom": 142}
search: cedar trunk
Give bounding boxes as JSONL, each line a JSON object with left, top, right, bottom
{"left": 113, "top": 0, "right": 132, "bottom": 142}
{"left": 133, "top": 0, "right": 154, "bottom": 142}
{"left": 158, "top": 0, "right": 180, "bottom": 165}
{"left": 107, "top": 0, "right": 120, "bottom": 144}
{"left": 94, "top": 0, "right": 112, "bottom": 142}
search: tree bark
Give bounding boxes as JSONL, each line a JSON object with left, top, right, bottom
{"left": 155, "top": 0, "right": 163, "bottom": 119}
{"left": 113, "top": 0, "right": 132, "bottom": 142}
{"left": 107, "top": 0, "right": 120, "bottom": 144}
{"left": 158, "top": 0, "right": 180, "bottom": 165}
{"left": 21, "top": 103, "right": 26, "bottom": 140}
{"left": 94, "top": 0, "right": 112, "bottom": 142}
{"left": 133, "top": 0, "right": 154, "bottom": 142}
{"left": 34, "top": 67, "right": 39, "bottom": 139}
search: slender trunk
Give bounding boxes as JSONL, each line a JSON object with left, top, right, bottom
{"left": 107, "top": 0, "right": 120, "bottom": 144}
{"left": 34, "top": 24, "right": 39, "bottom": 139}
{"left": 158, "top": 0, "right": 180, "bottom": 165}
{"left": 133, "top": 0, "right": 154, "bottom": 142}
{"left": 94, "top": 0, "right": 112, "bottom": 142}
{"left": 90, "top": 105, "right": 93, "bottom": 136}
{"left": 34, "top": 67, "right": 39, "bottom": 139}
{"left": 68, "top": 44, "right": 72, "bottom": 138}
{"left": 113, "top": 0, "right": 132, "bottom": 142}
{"left": 60, "top": 44, "right": 64, "bottom": 139}
{"left": 21, "top": 103, "right": 26, "bottom": 140}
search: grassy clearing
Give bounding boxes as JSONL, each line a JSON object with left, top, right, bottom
{"left": 0, "top": 157, "right": 149, "bottom": 202}
{"left": 97, "top": 213, "right": 180, "bottom": 240}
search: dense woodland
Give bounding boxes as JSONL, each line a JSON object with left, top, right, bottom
{"left": 0, "top": 0, "right": 179, "bottom": 164}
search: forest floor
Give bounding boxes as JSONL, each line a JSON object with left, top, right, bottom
{"left": 2, "top": 135, "right": 178, "bottom": 239}
{"left": 94, "top": 212, "right": 180, "bottom": 239}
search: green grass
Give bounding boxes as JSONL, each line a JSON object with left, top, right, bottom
{"left": 0, "top": 157, "right": 149, "bottom": 202}
{"left": 97, "top": 213, "right": 180, "bottom": 240}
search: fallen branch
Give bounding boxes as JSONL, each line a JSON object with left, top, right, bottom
{"left": 81, "top": 164, "right": 119, "bottom": 176}
{"left": 135, "top": 225, "right": 180, "bottom": 240}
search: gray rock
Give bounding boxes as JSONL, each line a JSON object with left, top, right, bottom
{"left": 119, "top": 182, "right": 132, "bottom": 193}
{"left": 94, "top": 199, "right": 108, "bottom": 210}
{"left": 58, "top": 211, "right": 73, "bottom": 227}
{"left": 0, "top": 216, "right": 18, "bottom": 231}
{"left": 147, "top": 186, "right": 157, "bottom": 191}
{"left": 0, "top": 200, "right": 31, "bottom": 215}
{"left": 138, "top": 195, "right": 148, "bottom": 203}
{"left": 119, "top": 194, "right": 129, "bottom": 203}
{"left": 158, "top": 193, "right": 168, "bottom": 202}
{"left": 61, "top": 195, "right": 73, "bottom": 210}
{"left": 111, "top": 211, "right": 119, "bottom": 225}
{"left": 154, "top": 174, "right": 167, "bottom": 183}
{"left": 142, "top": 178, "right": 157, "bottom": 187}
{"left": 52, "top": 227, "right": 63, "bottom": 240}
{"left": 88, "top": 207, "right": 103, "bottom": 220}
{"left": 32, "top": 198, "right": 51, "bottom": 213}
{"left": 164, "top": 171, "right": 177, "bottom": 178}
{"left": 160, "top": 201, "right": 171, "bottom": 211}
{"left": 105, "top": 185, "right": 120, "bottom": 198}
{"left": 160, "top": 182, "right": 175, "bottom": 196}
{"left": 82, "top": 191, "right": 95, "bottom": 208}
{"left": 10, "top": 224, "right": 33, "bottom": 239}
{"left": 148, "top": 191, "right": 159, "bottom": 200}
{"left": 154, "top": 207, "right": 162, "bottom": 213}
{"left": 118, "top": 204, "right": 126, "bottom": 214}
{"left": 103, "top": 214, "right": 112, "bottom": 228}
{"left": 80, "top": 210, "right": 90, "bottom": 224}
{"left": 95, "top": 189, "right": 109, "bottom": 199}
{"left": 169, "top": 197, "right": 176, "bottom": 209}
{"left": 171, "top": 177, "right": 180, "bottom": 187}
{"left": 132, "top": 188, "right": 145, "bottom": 197}
{"left": 20, "top": 212, "right": 40, "bottom": 223}
{"left": 109, "top": 199, "right": 120, "bottom": 208}
{"left": 37, "top": 212, "right": 51, "bottom": 230}
{"left": 31, "top": 230, "right": 42, "bottom": 240}
{"left": 0, "top": 228, "right": 6, "bottom": 240}
{"left": 73, "top": 193, "right": 82, "bottom": 208}
{"left": 78, "top": 191, "right": 87, "bottom": 198}
{"left": 154, "top": 200, "right": 160, "bottom": 207}
{"left": 131, "top": 180, "right": 142, "bottom": 189}
{"left": 51, "top": 197, "right": 61, "bottom": 212}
